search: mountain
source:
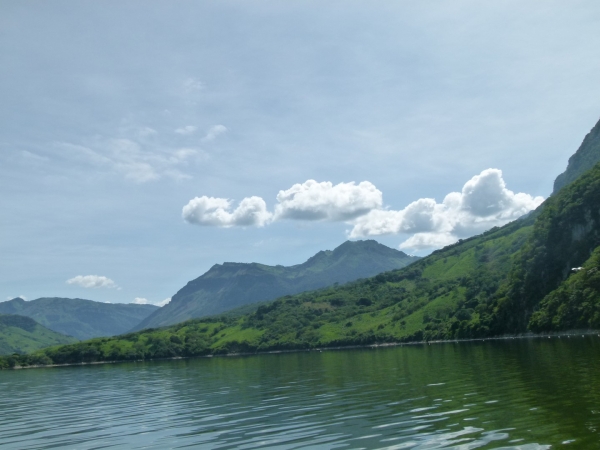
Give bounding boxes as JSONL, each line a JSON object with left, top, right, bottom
{"left": 553, "top": 116, "right": 600, "bottom": 194}
{"left": 0, "top": 314, "right": 77, "bottom": 356}
{"left": 5, "top": 118, "right": 600, "bottom": 367}
{"left": 0, "top": 298, "right": 158, "bottom": 340}
{"left": 133, "top": 240, "right": 420, "bottom": 330}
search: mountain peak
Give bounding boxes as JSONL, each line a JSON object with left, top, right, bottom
{"left": 133, "top": 240, "right": 420, "bottom": 330}
{"left": 553, "top": 116, "right": 600, "bottom": 194}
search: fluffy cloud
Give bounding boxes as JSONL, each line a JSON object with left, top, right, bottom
{"left": 350, "top": 169, "right": 544, "bottom": 251}
{"left": 182, "top": 170, "right": 542, "bottom": 252}
{"left": 67, "top": 275, "right": 118, "bottom": 289}
{"left": 133, "top": 297, "right": 171, "bottom": 306}
{"left": 182, "top": 196, "right": 273, "bottom": 227}
{"left": 274, "top": 180, "right": 383, "bottom": 221}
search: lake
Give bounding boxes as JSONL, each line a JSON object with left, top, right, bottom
{"left": 1, "top": 336, "right": 599, "bottom": 449}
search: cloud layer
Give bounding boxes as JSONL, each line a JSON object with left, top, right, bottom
{"left": 66, "top": 275, "right": 118, "bottom": 289}
{"left": 182, "top": 169, "right": 544, "bottom": 252}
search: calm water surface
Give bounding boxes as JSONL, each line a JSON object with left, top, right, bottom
{"left": 1, "top": 337, "right": 600, "bottom": 449}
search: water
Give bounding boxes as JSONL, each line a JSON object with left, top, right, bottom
{"left": 1, "top": 336, "right": 600, "bottom": 449}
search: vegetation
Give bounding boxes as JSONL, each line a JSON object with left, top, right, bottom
{"left": 0, "top": 314, "right": 77, "bottom": 356}
{"left": 134, "top": 240, "right": 419, "bottom": 330}
{"left": 0, "top": 297, "right": 158, "bottom": 340}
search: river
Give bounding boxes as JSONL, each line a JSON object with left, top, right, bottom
{"left": 1, "top": 336, "right": 599, "bottom": 449}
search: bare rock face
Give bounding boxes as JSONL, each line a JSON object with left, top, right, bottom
{"left": 553, "top": 117, "right": 600, "bottom": 194}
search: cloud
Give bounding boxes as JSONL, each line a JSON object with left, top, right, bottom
{"left": 175, "top": 125, "right": 197, "bottom": 135}
{"left": 66, "top": 275, "right": 118, "bottom": 289}
{"left": 182, "top": 196, "right": 273, "bottom": 227}
{"left": 183, "top": 77, "right": 204, "bottom": 93}
{"left": 350, "top": 169, "right": 544, "bottom": 251}
{"left": 57, "top": 137, "right": 205, "bottom": 183}
{"left": 132, "top": 297, "right": 171, "bottom": 307}
{"left": 202, "top": 125, "right": 227, "bottom": 142}
{"left": 5, "top": 295, "right": 27, "bottom": 301}
{"left": 274, "top": 180, "right": 383, "bottom": 221}
{"left": 181, "top": 170, "right": 542, "bottom": 253}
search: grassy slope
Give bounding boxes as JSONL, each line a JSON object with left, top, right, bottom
{"left": 0, "top": 314, "right": 78, "bottom": 355}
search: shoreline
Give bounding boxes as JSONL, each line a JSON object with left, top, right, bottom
{"left": 6, "top": 329, "right": 600, "bottom": 371}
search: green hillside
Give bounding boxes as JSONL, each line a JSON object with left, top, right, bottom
{"left": 0, "top": 298, "right": 158, "bottom": 340}
{"left": 134, "top": 240, "right": 419, "bottom": 330}
{"left": 0, "top": 314, "right": 77, "bottom": 356}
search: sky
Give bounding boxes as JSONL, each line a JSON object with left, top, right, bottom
{"left": 2, "top": 1, "right": 600, "bottom": 305}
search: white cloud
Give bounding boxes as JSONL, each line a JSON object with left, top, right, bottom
{"left": 350, "top": 169, "right": 544, "bottom": 251}
{"left": 132, "top": 297, "right": 171, "bottom": 307}
{"left": 175, "top": 125, "right": 197, "bottom": 135}
{"left": 183, "top": 196, "right": 273, "bottom": 227}
{"left": 202, "top": 125, "right": 227, "bottom": 142}
{"left": 157, "top": 297, "right": 171, "bottom": 307}
{"left": 180, "top": 170, "right": 542, "bottom": 252}
{"left": 274, "top": 180, "right": 383, "bottom": 221}
{"left": 67, "top": 275, "right": 118, "bottom": 289}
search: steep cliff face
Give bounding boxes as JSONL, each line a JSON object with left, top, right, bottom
{"left": 133, "top": 240, "right": 420, "bottom": 330}
{"left": 553, "top": 117, "right": 600, "bottom": 194}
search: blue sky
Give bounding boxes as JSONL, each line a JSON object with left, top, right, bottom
{"left": 2, "top": 1, "right": 600, "bottom": 305}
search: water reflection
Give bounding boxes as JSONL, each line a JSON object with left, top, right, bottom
{"left": 1, "top": 337, "right": 599, "bottom": 449}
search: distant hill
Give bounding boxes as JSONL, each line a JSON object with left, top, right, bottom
{"left": 553, "top": 116, "right": 600, "bottom": 194}
{"left": 0, "top": 298, "right": 158, "bottom": 340}
{"left": 133, "top": 240, "right": 420, "bottom": 330}
{"left": 0, "top": 314, "right": 77, "bottom": 355}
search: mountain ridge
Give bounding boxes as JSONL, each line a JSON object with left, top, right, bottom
{"left": 133, "top": 240, "right": 419, "bottom": 330}
{"left": 0, "top": 298, "right": 158, "bottom": 340}
{"left": 0, "top": 313, "right": 78, "bottom": 355}
{"left": 553, "top": 116, "right": 600, "bottom": 194}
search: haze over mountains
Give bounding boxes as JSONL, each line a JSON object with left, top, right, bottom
{"left": 134, "top": 240, "right": 419, "bottom": 330}
{"left": 0, "top": 298, "right": 158, "bottom": 340}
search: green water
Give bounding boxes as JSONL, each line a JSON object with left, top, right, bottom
{"left": 1, "top": 336, "right": 599, "bottom": 449}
